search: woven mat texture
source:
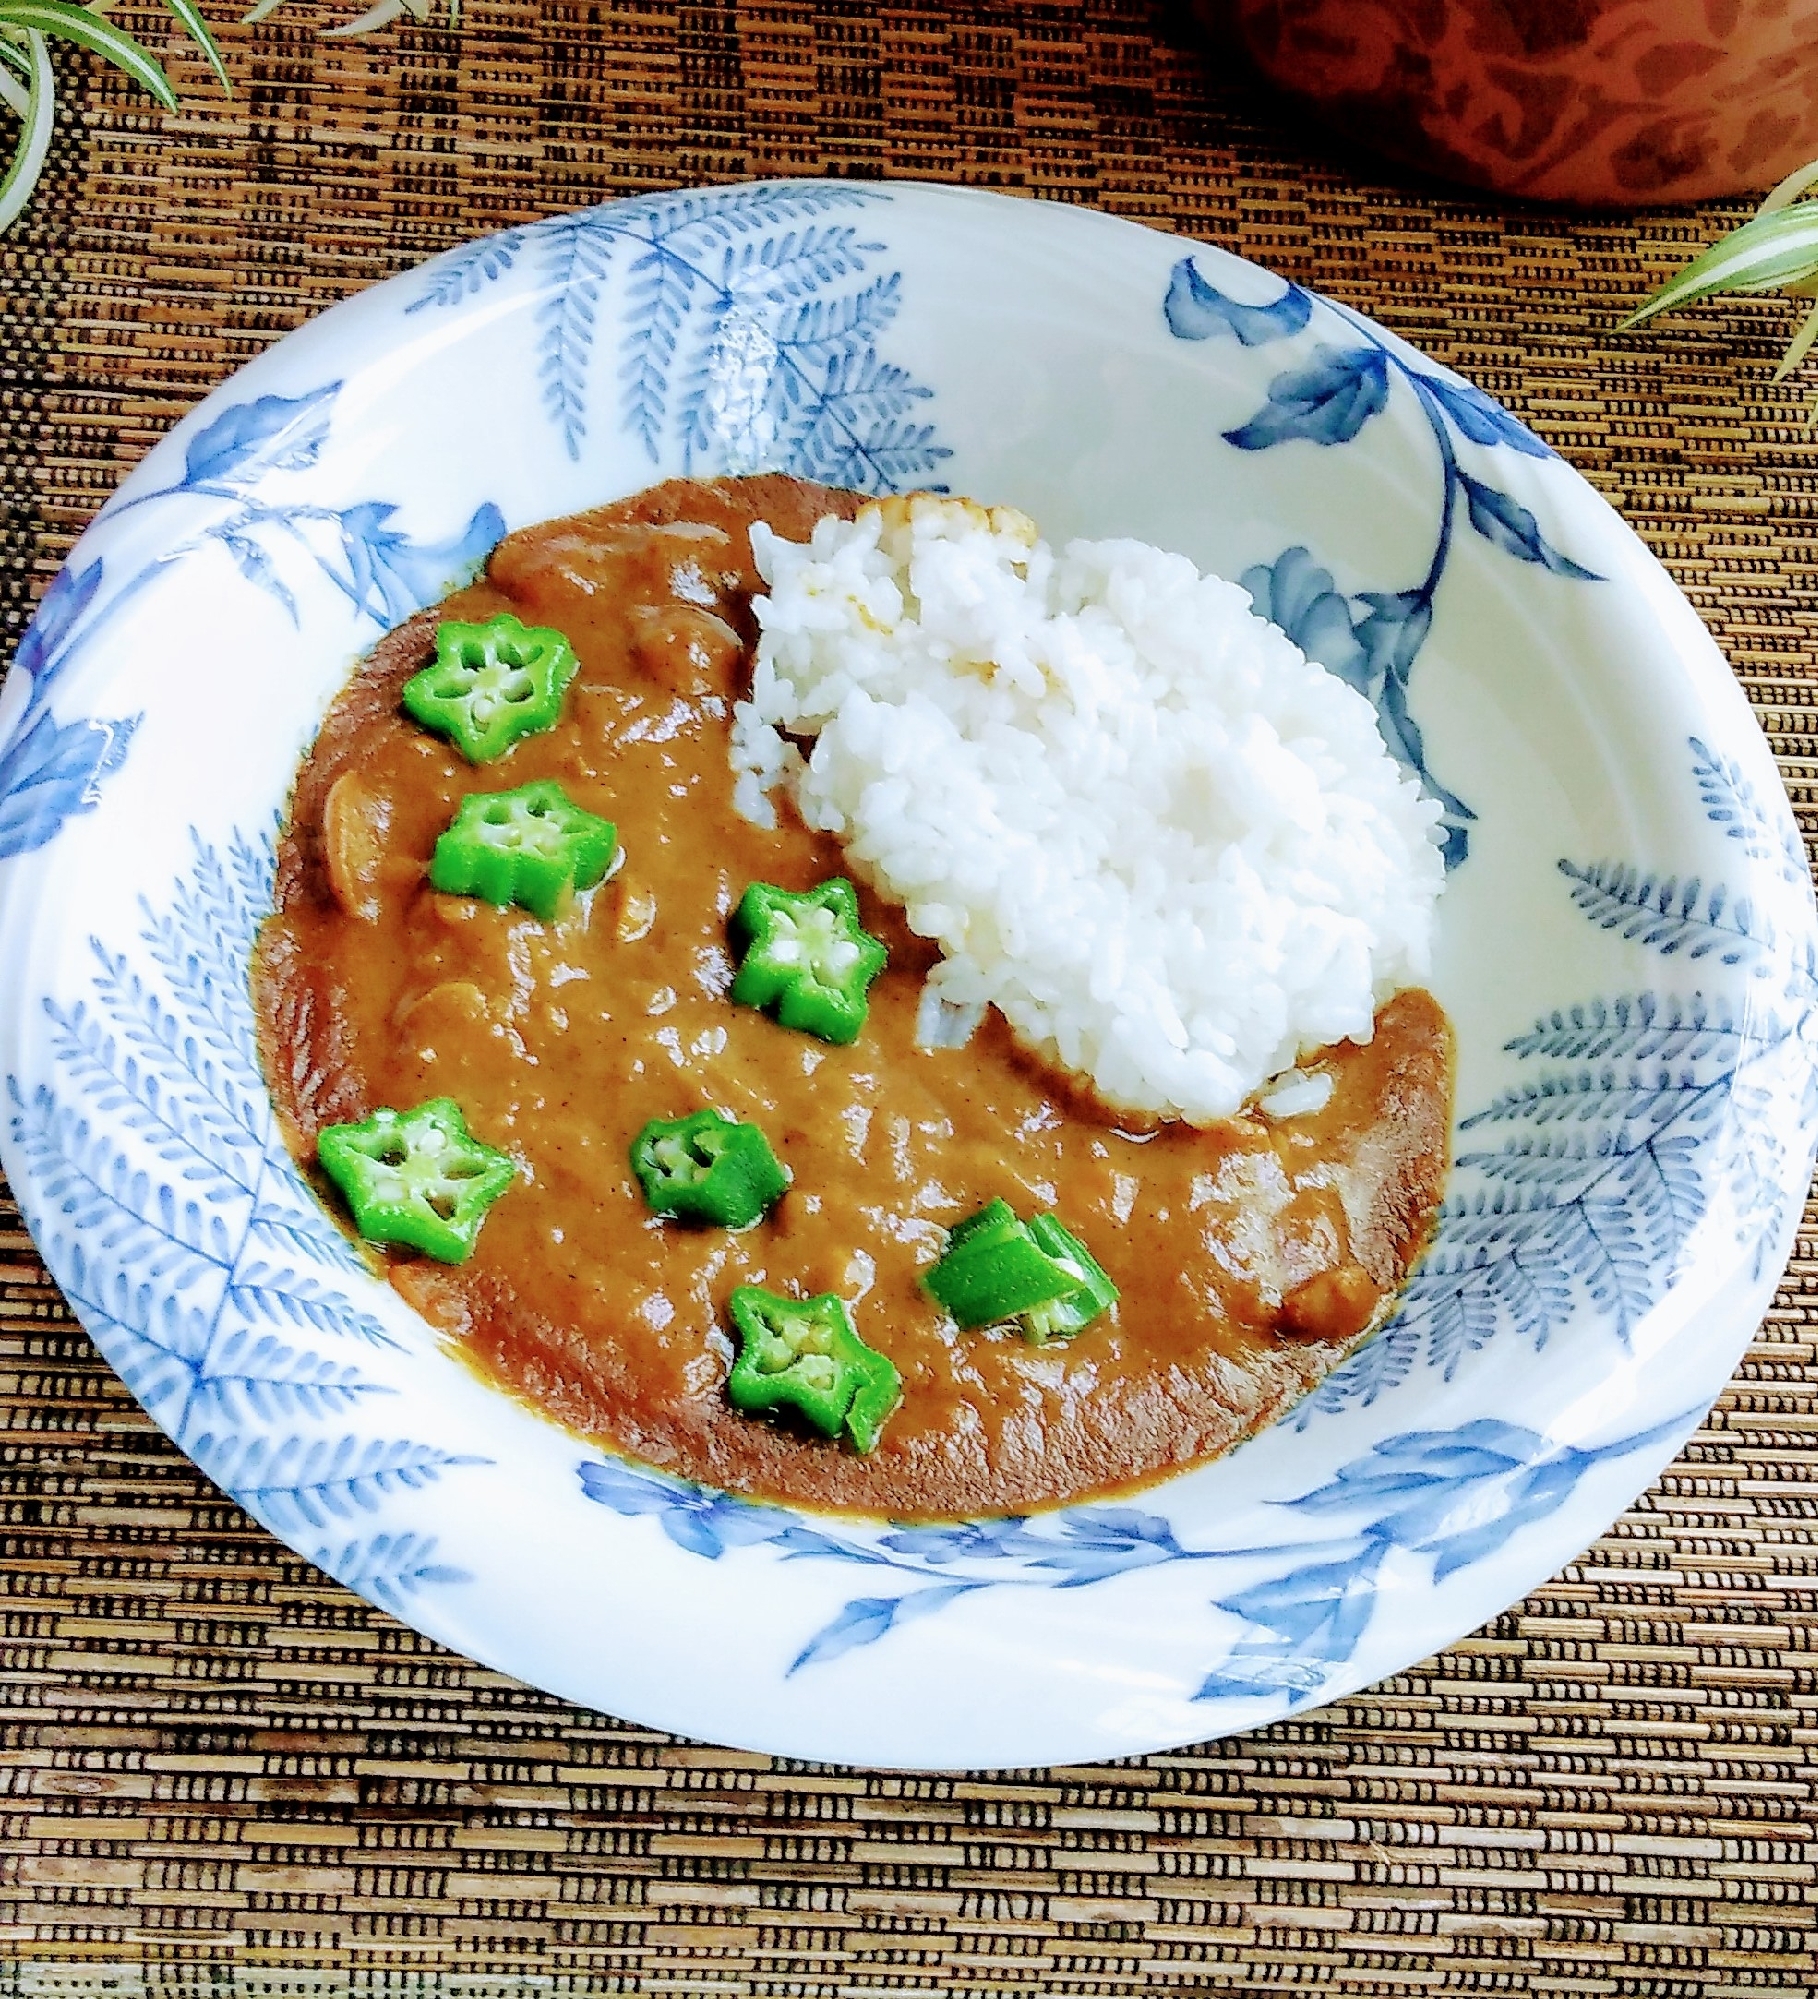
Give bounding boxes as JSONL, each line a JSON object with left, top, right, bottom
{"left": 3, "top": 3, "right": 1818, "bottom": 1991}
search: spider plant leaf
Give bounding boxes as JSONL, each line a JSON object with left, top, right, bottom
{"left": 1619, "top": 200, "right": 1818, "bottom": 330}
{"left": 1759, "top": 158, "right": 1818, "bottom": 217}
{"left": 0, "top": 28, "right": 32, "bottom": 115}
{"left": 0, "top": 0, "right": 177, "bottom": 108}
{"left": 0, "top": 28, "right": 55, "bottom": 233}
{"left": 1773, "top": 299, "right": 1818, "bottom": 382}
{"left": 322, "top": 0, "right": 404, "bottom": 35}
{"left": 161, "top": 0, "right": 231, "bottom": 94}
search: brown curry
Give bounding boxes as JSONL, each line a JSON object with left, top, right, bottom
{"left": 255, "top": 474, "right": 1453, "bottom": 1519}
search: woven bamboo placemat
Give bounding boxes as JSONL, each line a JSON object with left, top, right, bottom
{"left": 3, "top": 3, "right": 1817, "bottom": 1991}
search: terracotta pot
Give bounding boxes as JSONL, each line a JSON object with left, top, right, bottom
{"left": 1203, "top": 0, "right": 1818, "bottom": 204}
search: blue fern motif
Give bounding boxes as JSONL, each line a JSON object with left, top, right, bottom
{"left": 1558, "top": 861, "right": 1779, "bottom": 967}
{"left": 196, "top": 1433, "right": 490, "bottom": 1536}
{"left": 1, "top": 383, "right": 504, "bottom": 860}
{"left": 408, "top": 186, "right": 952, "bottom": 489}
{"left": 1171, "top": 257, "right": 1601, "bottom": 870}
{"left": 6, "top": 830, "right": 482, "bottom": 1589}
{"left": 190, "top": 1329, "right": 389, "bottom": 1427}
{"left": 414, "top": 229, "right": 532, "bottom": 309}
{"left": 311, "top": 1532, "right": 473, "bottom": 1611}
{"left": 577, "top": 1411, "right": 1685, "bottom": 1696}
{"left": 1301, "top": 743, "right": 1818, "bottom": 1419}
{"left": 1504, "top": 992, "right": 1750, "bottom": 1064}
{"left": 1691, "top": 733, "right": 1812, "bottom": 888}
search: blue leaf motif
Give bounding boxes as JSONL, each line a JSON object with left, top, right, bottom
{"left": 1224, "top": 345, "right": 1389, "bottom": 451}
{"left": 182, "top": 383, "right": 341, "bottom": 491}
{"left": 1291, "top": 1418, "right": 1545, "bottom": 1504}
{"left": 12, "top": 555, "right": 103, "bottom": 690}
{"left": 1239, "top": 547, "right": 1368, "bottom": 689}
{"left": 1420, "top": 1457, "right": 1587, "bottom": 1581}
{"left": 1689, "top": 734, "right": 1813, "bottom": 890}
{"left": 408, "top": 230, "right": 531, "bottom": 310}
{"left": 1354, "top": 588, "right": 1433, "bottom": 693}
{"left": 771, "top": 272, "right": 904, "bottom": 356}
{"left": 1204, "top": 273, "right": 1600, "bottom": 888}
{"left": 1037, "top": 1507, "right": 1190, "bottom": 1586}
{"left": 45, "top": 1238, "right": 212, "bottom": 1418}
{"left": 1459, "top": 472, "right": 1600, "bottom": 579}
{"left": 788, "top": 1583, "right": 980, "bottom": 1676}
{"left": 0, "top": 707, "right": 140, "bottom": 861}
{"left": 873, "top": 1509, "right": 1192, "bottom": 1583}
{"left": 335, "top": 500, "right": 505, "bottom": 626}
{"left": 1507, "top": 993, "right": 1747, "bottom": 1066}
{"left": 222, "top": 532, "right": 298, "bottom": 622}
{"left": 769, "top": 1520, "right": 890, "bottom": 1565}
{"left": 1199, "top": 1542, "right": 1388, "bottom": 1703}
{"left": 576, "top": 1456, "right": 796, "bottom": 1557}
{"left": 1239, "top": 550, "right": 1473, "bottom": 871}
{"left": 1420, "top": 373, "right": 1553, "bottom": 458}
{"left": 11, "top": 827, "right": 495, "bottom": 1600}
{"left": 1193, "top": 1651, "right": 1339, "bottom": 1703}
{"left": 540, "top": 213, "right": 620, "bottom": 459}
{"left": 879, "top": 1516, "right": 1058, "bottom": 1565}
{"left": 1163, "top": 257, "right": 1313, "bottom": 347}
{"left": 1306, "top": 734, "right": 1818, "bottom": 1423}
{"left": 766, "top": 343, "right": 949, "bottom": 495}
{"left": 1558, "top": 861, "right": 1774, "bottom": 968}
{"left": 1278, "top": 1419, "right": 1586, "bottom": 1577}
{"left": 191, "top": 1328, "right": 390, "bottom": 1426}
{"left": 1329, "top": 1416, "right": 1686, "bottom": 1579}
{"left": 9, "top": 381, "right": 502, "bottom": 859}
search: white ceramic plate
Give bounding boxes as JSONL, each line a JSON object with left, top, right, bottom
{"left": 2, "top": 182, "right": 1812, "bottom": 1770}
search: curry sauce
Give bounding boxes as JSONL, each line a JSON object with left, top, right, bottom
{"left": 255, "top": 475, "right": 1453, "bottom": 1519}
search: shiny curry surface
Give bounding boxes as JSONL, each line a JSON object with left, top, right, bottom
{"left": 256, "top": 475, "right": 1454, "bottom": 1519}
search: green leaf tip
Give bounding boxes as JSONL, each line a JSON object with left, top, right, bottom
{"left": 1618, "top": 198, "right": 1818, "bottom": 334}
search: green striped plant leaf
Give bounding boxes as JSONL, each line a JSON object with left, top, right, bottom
{"left": 245, "top": 0, "right": 457, "bottom": 27}
{"left": 0, "top": 0, "right": 177, "bottom": 109}
{"left": 0, "top": 31, "right": 34, "bottom": 118}
{"left": 1774, "top": 300, "right": 1818, "bottom": 384}
{"left": 0, "top": 26, "right": 54, "bottom": 233}
{"left": 1620, "top": 199, "right": 1818, "bottom": 331}
{"left": 1759, "top": 158, "right": 1818, "bottom": 217}
{"left": 0, "top": 0, "right": 228, "bottom": 234}
{"left": 162, "top": 0, "right": 231, "bottom": 93}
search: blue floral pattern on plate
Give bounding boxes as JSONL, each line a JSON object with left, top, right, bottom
{"left": 5, "top": 831, "right": 489, "bottom": 1603}
{"left": 409, "top": 183, "right": 951, "bottom": 487}
{"left": 579, "top": 1411, "right": 1691, "bottom": 1699}
{"left": 0, "top": 383, "right": 500, "bottom": 861}
{"left": 1, "top": 187, "right": 952, "bottom": 862}
{"left": 0, "top": 183, "right": 1810, "bottom": 1767}
{"left": 1167, "top": 257, "right": 1601, "bottom": 870}
{"left": 1305, "top": 744, "right": 1818, "bottom": 1416}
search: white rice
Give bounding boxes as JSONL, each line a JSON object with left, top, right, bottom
{"left": 734, "top": 495, "right": 1445, "bottom": 1126}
